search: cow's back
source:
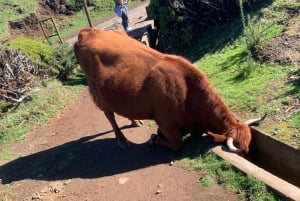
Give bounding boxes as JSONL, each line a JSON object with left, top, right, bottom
{"left": 74, "top": 28, "right": 223, "bottom": 128}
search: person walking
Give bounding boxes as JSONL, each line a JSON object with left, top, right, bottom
{"left": 114, "top": 0, "right": 132, "bottom": 32}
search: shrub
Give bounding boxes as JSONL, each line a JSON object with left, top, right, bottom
{"left": 4, "top": 37, "right": 57, "bottom": 76}
{"left": 4, "top": 37, "right": 54, "bottom": 65}
{"left": 52, "top": 43, "right": 78, "bottom": 81}
{"left": 66, "top": 0, "right": 115, "bottom": 12}
{"left": 0, "top": 46, "right": 44, "bottom": 112}
{"left": 147, "top": 0, "right": 246, "bottom": 51}
{"left": 0, "top": 100, "right": 13, "bottom": 113}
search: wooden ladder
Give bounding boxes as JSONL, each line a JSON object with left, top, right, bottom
{"left": 39, "top": 17, "right": 63, "bottom": 45}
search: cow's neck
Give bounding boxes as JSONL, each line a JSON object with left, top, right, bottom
{"left": 207, "top": 92, "right": 238, "bottom": 135}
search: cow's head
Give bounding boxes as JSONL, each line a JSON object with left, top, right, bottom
{"left": 208, "top": 114, "right": 267, "bottom": 153}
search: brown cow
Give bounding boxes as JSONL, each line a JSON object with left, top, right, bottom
{"left": 74, "top": 28, "right": 264, "bottom": 153}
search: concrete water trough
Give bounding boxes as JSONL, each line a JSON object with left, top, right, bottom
{"left": 209, "top": 127, "right": 300, "bottom": 200}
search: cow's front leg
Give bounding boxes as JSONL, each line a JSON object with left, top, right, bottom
{"left": 104, "top": 110, "right": 131, "bottom": 149}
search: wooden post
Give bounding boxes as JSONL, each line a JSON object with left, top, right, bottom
{"left": 82, "top": 0, "right": 93, "bottom": 28}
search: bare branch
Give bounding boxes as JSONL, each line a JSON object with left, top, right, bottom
{"left": 0, "top": 93, "right": 29, "bottom": 104}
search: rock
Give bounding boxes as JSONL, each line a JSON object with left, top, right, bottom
{"left": 155, "top": 189, "right": 162, "bottom": 194}
{"left": 118, "top": 177, "right": 130, "bottom": 184}
{"left": 31, "top": 193, "right": 43, "bottom": 200}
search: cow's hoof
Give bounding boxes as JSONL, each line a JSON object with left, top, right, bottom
{"left": 117, "top": 140, "right": 132, "bottom": 149}
{"left": 148, "top": 134, "right": 159, "bottom": 146}
{"left": 131, "top": 120, "right": 144, "bottom": 127}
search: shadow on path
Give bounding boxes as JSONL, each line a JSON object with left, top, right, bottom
{"left": 0, "top": 128, "right": 177, "bottom": 184}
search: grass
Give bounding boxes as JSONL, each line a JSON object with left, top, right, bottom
{"left": 0, "top": 0, "right": 39, "bottom": 39}
{"left": 179, "top": 136, "right": 290, "bottom": 201}
{"left": 199, "top": 50, "right": 300, "bottom": 148}
{"left": 4, "top": 36, "right": 54, "bottom": 64}
{"left": 188, "top": 0, "right": 300, "bottom": 148}
{"left": 0, "top": 0, "right": 140, "bottom": 42}
{"left": 0, "top": 0, "right": 298, "bottom": 200}
{"left": 0, "top": 78, "right": 84, "bottom": 160}
{"left": 196, "top": 49, "right": 292, "bottom": 111}
{"left": 57, "top": 0, "right": 140, "bottom": 38}
{"left": 55, "top": 5, "right": 114, "bottom": 38}
{"left": 175, "top": 0, "right": 299, "bottom": 199}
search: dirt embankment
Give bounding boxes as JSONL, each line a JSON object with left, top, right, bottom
{"left": 258, "top": 17, "right": 300, "bottom": 67}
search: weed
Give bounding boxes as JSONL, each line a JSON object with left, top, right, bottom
{"left": 200, "top": 175, "right": 214, "bottom": 188}
{"left": 236, "top": 1, "right": 282, "bottom": 78}
{"left": 0, "top": 101, "right": 13, "bottom": 113}
{"left": 52, "top": 43, "right": 78, "bottom": 81}
{"left": 242, "top": 17, "right": 275, "bottom": 59}
{"left": 235, "top": 55, "right": 259, "bottom": 80}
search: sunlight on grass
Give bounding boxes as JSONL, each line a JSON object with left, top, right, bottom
{"left": 0, "top": 0, "right": 39, "bottom": 38}
{"left": 194, "top": 23, "right": 298, "bottom": 147}
{"left": 0, "top": 150, "right": 13, "bottom": 161}
{"left": 200, "top": 175, "right": 214, "bottom": 188}
{"left": 179, "top": 138, "right": 282, "bottom": 201}
{"left": 196, "top": 50, "right": 292, "bottom": 111}
{"left": 0, "top": 0, "right": 140, "bottom": 40}
{"left": 0, "top": 79, "right": 84, "bottom": 160}
{"left": 47, "top": 0, "right": 139, "bottom": 39}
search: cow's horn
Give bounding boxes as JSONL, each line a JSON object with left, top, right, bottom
{"left": 244, "top": 113, "right": 267, "bottom": 126}
{"left": 226, "top": 137, "right": 242, "bottom": 152}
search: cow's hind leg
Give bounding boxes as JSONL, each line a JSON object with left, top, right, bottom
{"left": 104, "top": 110, "right": 131, "bottom": 149}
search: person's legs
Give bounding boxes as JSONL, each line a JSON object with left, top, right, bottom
{"left": 121, "top": 10, "right": 128, "bottom": 30}
{"left": 121, "top": 6, "right": 131, "bottom": 31}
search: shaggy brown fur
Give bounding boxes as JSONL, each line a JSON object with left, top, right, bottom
{"left": 74, "top": 28, "right": 251, "bottom": 152}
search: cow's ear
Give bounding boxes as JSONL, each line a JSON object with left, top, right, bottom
{"left": 207, "top": 131, "right": 226, "bottom": 142}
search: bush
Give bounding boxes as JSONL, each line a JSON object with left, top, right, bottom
{"left": 4, "top": 37, "right": 54, "bottom": 65}
{"left": 66, "top": 0, "right": 115, "bottom": 12}
{"left": 52, "top": 43, "right": 78, "bottom": 81}
{"left": 4, "top": 37, "right": 78, "bottom": 81}
{"left": 0, "top": 100, "right": 13, "bottom": 113}
{"left": 147, "top": 0, "right": 245, "bottom": 51}
{"left": 4, "top": 37, "right": 57, "bottom": 76}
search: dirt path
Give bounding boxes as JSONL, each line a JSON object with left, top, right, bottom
{"left": 66, "top": 0, "right": 154, "bottom": 44}
{"left": 0, "top": 89, "right": 238, "bottom": 201}
{"left": 0, "top": 2, "right": 239, "bottom": 200}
